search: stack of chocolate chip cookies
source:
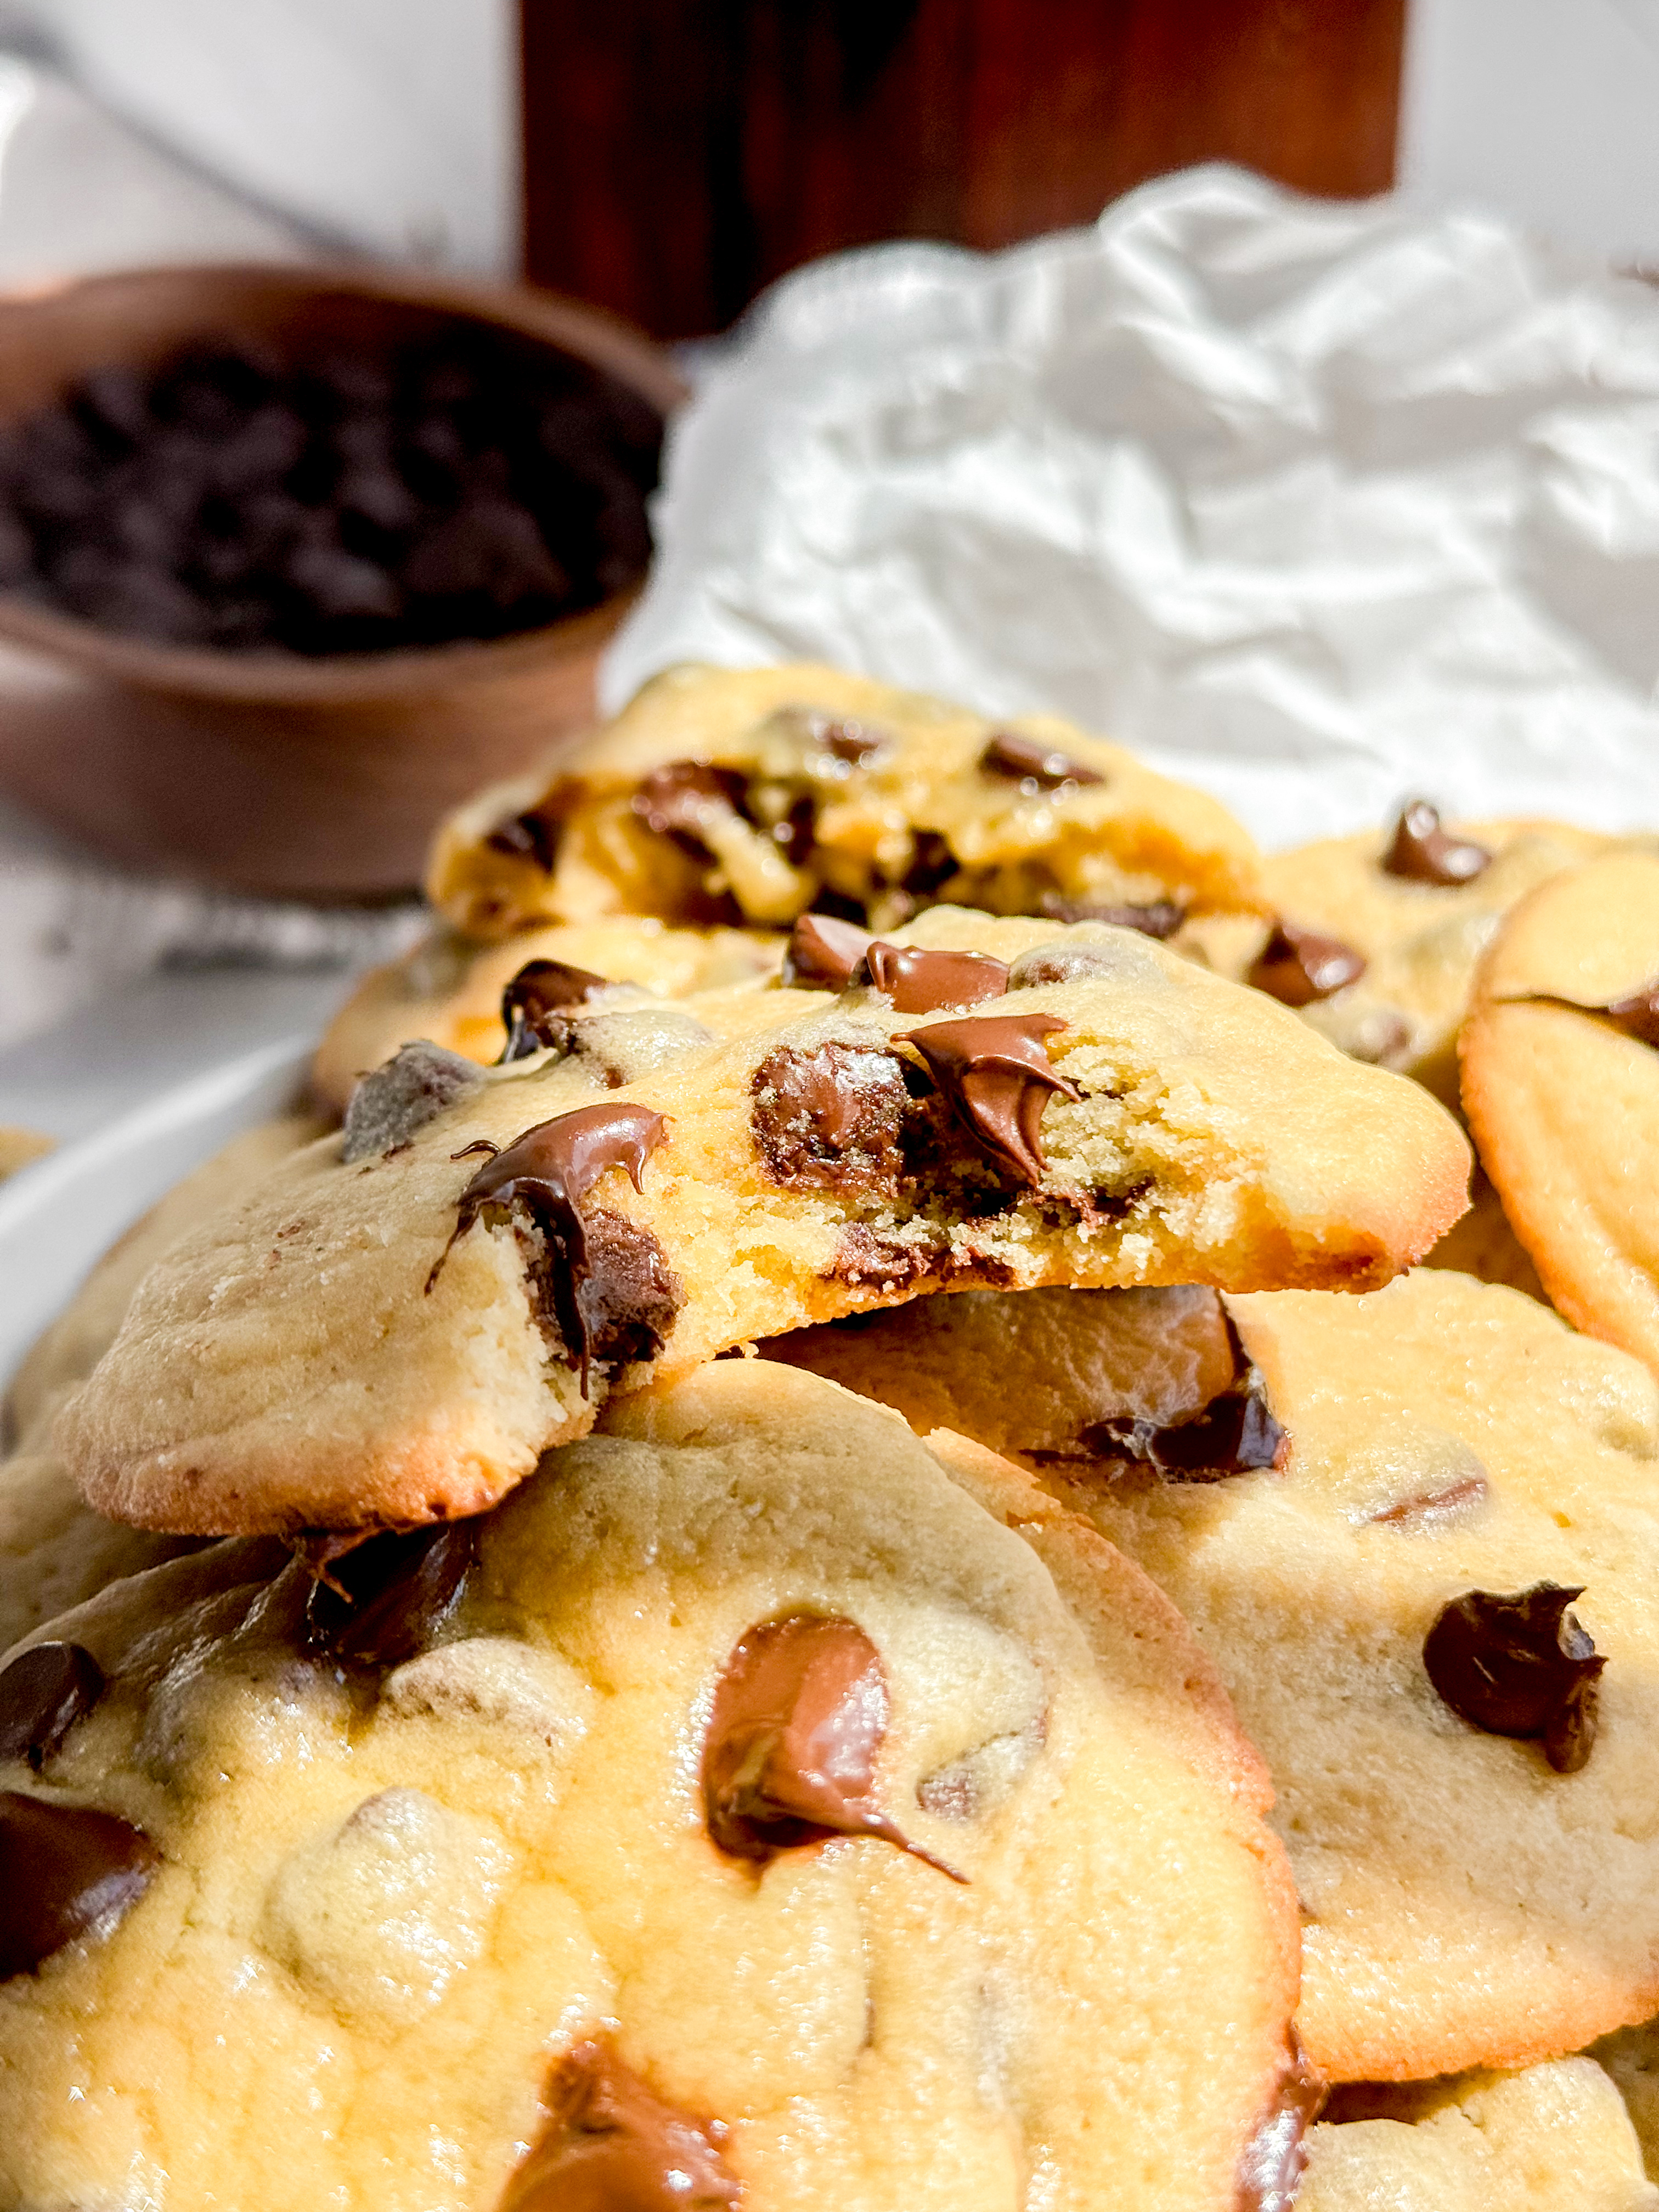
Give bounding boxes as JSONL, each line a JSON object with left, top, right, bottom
{"left": 5, "top": 662, "right": 1659, "bottom": 2212}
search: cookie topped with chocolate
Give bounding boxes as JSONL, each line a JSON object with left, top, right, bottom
{"left": 0, "top": 1361, "right": 1301, "bottom": 2212}
{"left": 55, "top": 910, "right": 1467, "bottom": 1534}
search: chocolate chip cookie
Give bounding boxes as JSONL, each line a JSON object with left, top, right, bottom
{"left": 1302, "top": 2060, "right": 1657, "bottom": 2211}
{"left": 312, "top": 916, "right": 782, "bottom": 1115}
{"left": 426, "top": 661, "right": 1266, "bottom": 942}
{"left": 775, "top": 1268, "right": 1659, "bottom": 2080}
{"left": 57, "top": 913, "right": 1468, "bottom": 1533}
{"left": 0, "top": 1361, "right": 1301, "bottom": 2212}
{"left": 1184, "top": 805, "right": 1613, "bottom": 1103}
{"left": 1462, "top": 850, "right": 1659, "bottom": 1377}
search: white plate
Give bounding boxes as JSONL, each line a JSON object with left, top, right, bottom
{"left": 0, "top": 1035, "right": 312, "bottom": 1395}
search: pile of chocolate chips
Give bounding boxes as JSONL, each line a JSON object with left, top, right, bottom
{"left": 0, "top": 326, "right": 663, "bottom": 654}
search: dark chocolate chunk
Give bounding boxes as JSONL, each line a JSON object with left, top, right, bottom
{"left": 898, "top": 1013, "right": 1080, "bottom": 1186}
{"left": 900, "top": 829, "right": 957, "bottom": 898}
{"left": 540, "top": 1209, "right": 684, "bottom": 1372}
{"left": 1035, "top": 895, "right": 1186, "bottom": 936}
{"left": 0, "top": 1643, "right": 105, "bottom": 1768}
{"left": 1248, "top": 921, "right": 1367, "bottom": 1007}
{"left": 1381, "top": 800, "right": 1492, "bottom": 885}
{"left": 484, "top": 806, "right": 560, "bottom": 873}
{"left": 780, "top": 911, "right": 873, "bottom": 990}
{"left": 302, "top": 1520, "right": 478, "bottom": 1668}
{"left": 981, "top": 731, "right": 1105, "bottom": 791}
{"left": 429, "top": 1101, "right": 672, "bottom": 1390}
{"left": 1518, "top": 978, "right": 1659, "bottom": 1051}
{"left": 0, "top": 1791, "right": 159, "bottom": 1979}
{"left": 500, "top": 2038, "right": 741, "bottom": 2212}
{"left": 630, "top": 760, "right": 748, "bottom": 857}
{"left": 1079, "top": 1387, "right": 1286, "bottom": 1480}
{"left": 1236, "top": 2035, "right": 1326, "bottom": 2212}
{"left": 702, "top": 1613, "right": 963, "bottom": 1879}
{"left": 498, "top": 956, "right": 612, "bottom": 1062}
{"left": 861, "top": 941, "right": 1009, "bottom": 1013}
{"left": 1424, "top": 1583, "right": 1604, "bottom": 1772}
{"left": 751, "top": 1043, "right": 907, "bottom": 1193}
{"left": 341, "top": 1041, "right": 483, "bottom": 1163}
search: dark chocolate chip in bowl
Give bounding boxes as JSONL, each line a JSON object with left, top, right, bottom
{"left": 980, "top": 731, "right": 1105, "bottom": 791}
{"left": 501, "top": 2038, "right": 741, "bottom": 2212}
{"left": 898, "top": 1013, "right": 1080, "bottom": 1187}
{"left": 0, "top": 1643, "right": 105, "bottom": 1769}
{"left": 428, "top": 1100, "right": 672, "bottom": 1391}
{"left": 1248, "top": 921, "right": 1367, "bottom": 1008}
{"left": 341, "top": 1041, "right": 483, "bottom": 1164}
{"left": 702, "top": 1613, "right": 962, "bottom": 1879}
{"left": 1036, "top": 895, "right": 1186, "bottom": 937}
{"left": 1381, "top": 800, "right": 1491, "bottom": 886}
{"left": 780, "top": 911, "right": 873, "bottom": 991}
{"left": 0, "top": 1791, "right": 159, "bottom": 1979}
{"left": 302, "top": 1520, "right": 479, "bottom": 1670}
{"left": 631, "top": 761, "right": 748, "bottom": 857}
{"left": 861, "top": 941, "right": 1009, "bottom": 1013}
{"left": 498, "top": 957, "right": 612, "bottom": 1062}
{"left": 1423, "top": 1582, "right": 1605, "bottom": 1773}
{"left": 751, "top": 1043, "right": 907, "bottom": 1193}
{"left": 1235, "top": 2034, "right": 1326, "bottom": 2212}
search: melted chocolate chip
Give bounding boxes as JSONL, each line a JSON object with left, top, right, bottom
{"left": 781, "top": 911, "right": 873, "bottom": 990}
{"left": 702, "top": 1613, "right": 962, "bottom": 1879}
{"left": 900, "top": 830, "right": 957, "bottom": 898}
{"left": 484, "top": 805, "right": 559, "bottom": 874}
{"left": 1060, "top": 1310, "right": 1286, "bottom": 1480}
{"left": 861, "top": 941, "right": 1010, "bottom": 1013}
{"left": 788, "top": 708, "right": 885, "bottom": 765}
{"left": 631, "top": 760, "right": 748, "bottom": 858}
{"left": 751, "top": 1043, "right": 907, "bottom": 1193}
{"left": 0, "top": 1643, "right": 104, "bottom": 1768}
{"left": 1424, "top": 1583, "right": 1604, "bottom": 1772}
{"left": 1236, "top": 2035, "right": 1326, "bottom": 2212}
{"left": 771, "top": 791, "right": 816, "bottom": 865}
{"left": 1036, "top": 895, "right": 1185, "bottom": 936}
{"left": 980, "top": 731, "right": 1105, "bottom": 791}
{"left": 0, "top": 1791, "right": 158, "bottom": 1978}
{"left": 1519, "top": 979, "right": 1659, "bottom": 1051}
{"left": 430, "top": 1102, "right": 672, "bottom": 1390}
{"left": 341, "top": 1041, "right": 483, "bottom": 1164}
{"left": 898, "top": 1013, "right": 1080, "bottom": 1187}
{"left": 302, "top": 1521, "right": 478, "bottom": 1668}
{"left": 548, "top": 1208, "right": 684, "bottom": 1371}
{"left": 1248, "top": 921, "right": 1367, "bottom": 1008}
{"left": 1381, "top": 800, "right": 1491, "bottom": 885}
{"left": 499, "top": 957, "right": 612, "bottom": 1062}
{"left": 501, "top": 2039, "right": 741, "bottom": 2212}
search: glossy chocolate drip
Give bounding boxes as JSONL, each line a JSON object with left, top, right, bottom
{"left": 430, "top": 1102, "right": 670, "bottom": 1390}
{"left": 0, "top": 1643, "right": 105, "bottom": 1768}
{"left": 0, "top": 1790, "right": 158, "bottom": 1979}
{"left": 1236, "top": 2035, "right": 1325, "bottom": 2212}
{"left": 781, "top": 911, "right": 873, "bottom": 990}
{"left": 980, "top": 731, "right": 1105, "bottom": 791}
{"left": 302, "top": 1520, "right": 478, "bottom": 1669}
{"left": 1518, "top": 979, "right": 1659, "bottom": 1051}
{"left": 1248, "top": 921, "right": 1367, "bottom": 1007}
{"left": 631, "top": 760, "right": 748, "bottom": 857}
{"left": 751, "top": 1044, "right": 906, "bottom": 1193}
{"left": 1381, "top": 800, "right": 1491, "bottom": 885}
{"left": 1036, "top": 895, "right": 1185, "bottom": 937}
{"left": 484, "top": 805, "right": 560, "bottom": 874}
{"left": 501, "top": 2039, "right": 741, "bottom": 2212}
{"left": 498, "top": 957, "right": 612, "bottom": 1062}
{"left": 862, "top": 941, "right": 1009, "bottom": 1012}
{"left": 1424, "top": 1583, "right": 1604, "bottom": 1772}
{"left": 703, "top": 1613, "right": 962, "bottom": 1880}
{"left": 898, "top": 1013, "right": 1080, "bottom": 1186}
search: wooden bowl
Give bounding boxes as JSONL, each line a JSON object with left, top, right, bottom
{"left": 0, "top": 264, "right": 686, "bottom": 898}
